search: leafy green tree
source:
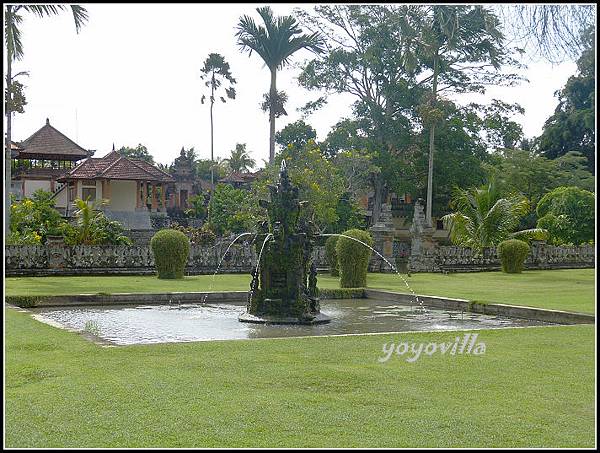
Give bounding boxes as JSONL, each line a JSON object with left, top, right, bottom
{"left": 275, "top": 119, "right": 317, "bottom": 152}
{"left": 441, "top": 177, "right": 547, "bottom": 252}
{"left": 4, "top": 4, "right": 88, "bottom": 239}
{"left": 297, "top": 5, "right": 426, "bottom": 224}
{"left": 200, "top": 53, "right": 237, "bottom": 188}
{"left": 255, "top": 140, "right": 345, "bottom": 231}
{"left": 196, "top": 158, "right": 227, "bottom": 182}
{"left": 535, "top": 27, "right": 595, "bottom": 173}
{"left": 117, "top": 144, "right": 155, "bottom": 164}
{"left": 414, "top": 5, "right": 523, "bottom": 226}
{"left": 207, "top": 183, "right": 262, "bottom": 235}
{"left": 224, "top": 143, "right": 256, "bottom": 173}
{"left": 235, "top": 6, "right": 325, "bottom": 163}
{"left": 536, "top": 186, "right": 595, "bottom": 245}
{"left": 487, "top": 149, "right": 594, "bottom": 208}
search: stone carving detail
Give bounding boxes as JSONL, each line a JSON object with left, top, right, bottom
{"left": 240, "top": 160, "right": 329, "bottom": 324}
{"left": 5, "top": 240, "right": 592, "bottom": 276}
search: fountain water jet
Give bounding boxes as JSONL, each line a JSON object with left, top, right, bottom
{"left": 320, "top": 233, "right": 427, "bottom": 313}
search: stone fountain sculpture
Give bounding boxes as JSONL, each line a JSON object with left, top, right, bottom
{"left": 239, "top": 161, "right": 331, "bottom": 325}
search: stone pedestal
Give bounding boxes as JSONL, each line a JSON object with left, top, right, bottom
{"left": 369, "top": 203, "right": 396, "bottom": 273}
{"left": 407, "top": 198, "right": 437, "bottom": 272}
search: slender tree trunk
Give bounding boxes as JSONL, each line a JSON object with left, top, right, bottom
{"left": 5, "top": 47, "right": 13, "bottom": 239}
{"left": 425, "top": 53, "right": 439, "bottom": 228}
{"left": 269, "top": 67, "right": 277, "bottom": 164}
{"left": 210, "top": 76, "right": 215, "bottom": 191}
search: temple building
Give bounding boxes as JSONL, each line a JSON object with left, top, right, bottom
{"left": 10, "top": 118, "right": 94, "bottom": 201}
{"left": 55, "top": 150, "right": 175, "bottom": 229}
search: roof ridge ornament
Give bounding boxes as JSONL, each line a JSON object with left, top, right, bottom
{"left": 46, "top": 118, "right": 50, "bottom": 125}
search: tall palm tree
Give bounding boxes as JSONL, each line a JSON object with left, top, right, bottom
{"left": 225, "top": 143, "right": 256, "bottom": 173}
{"left": 200, "top": 53, "right": 236, "bottom": 190}
{"left": 441, "top": 178, "right": 547, "bottom": 252}
{"left": 4, "top": 4, "right": 88, "bottom": 239}
{"left": 235, "top": 6, "right": 325, "bottom": 163}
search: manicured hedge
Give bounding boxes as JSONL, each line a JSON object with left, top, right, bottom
{"left": 336, "top": 229, "right": 373, "bottom": 288}
{"left": 150, "top": 229, "right": 190, "bottom": 279}
{"left": 325, "top": 235, "right": 340, "bottom": 276}
{"left": 498, "top": 239, "right": 530, "bottom": 273}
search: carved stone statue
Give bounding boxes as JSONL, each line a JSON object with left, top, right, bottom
{"left": 239, "top": 160, "right": 330, "bottom": 325}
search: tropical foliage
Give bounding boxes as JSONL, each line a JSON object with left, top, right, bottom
{"left": 8, "top": 190, "right": 65, "bottom": 244}
{"left": 441, "top": 178, "right": 547, "bottom": 252}
{"left": 117, "top": 144, "right": 155, "bottom": 164}
{"left": 63, "top": 198, "right": 132, "bottom": 246}
{"left": 200, "top": 53, "right": 237, "bottom": 187}
{"left": 224, "top": 143, "right": 256, "bottom": 173}
{"left": 236, "top": 6, "right": 324, "bottom": 162}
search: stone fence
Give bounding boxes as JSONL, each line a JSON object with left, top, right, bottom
{"left": 4, "top": 239, "right": 593, "bottom": 276}
{"left": 408, "top": 242, "right": 595, "bottom": 273}
{"left": 5, "top": 239, "right": 328, "bottom": 277}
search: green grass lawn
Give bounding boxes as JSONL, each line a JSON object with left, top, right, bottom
{"left": 5, "top": 268, "right": 596, "bottom": 313}
{"left": 5, "top": 308, "right": 595, "bottom": 448}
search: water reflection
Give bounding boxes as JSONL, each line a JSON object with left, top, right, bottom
{"left": 31, "top": 298, "right": 555, "bottom": 346}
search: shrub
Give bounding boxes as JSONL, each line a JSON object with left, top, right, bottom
{"left": 325, "top": 235, "right": 339, "bottom": 276}
{"left": 336, "top": 229, "right": 373, "bottom": 288}
{"left": 150, "top": 229, "right": 190, "bottom": 279}
{"left": 498, "top": 239, "right": 530, "bottom": 273}
{"left": 170, "top": 223, "right": 216, "bottom": 246}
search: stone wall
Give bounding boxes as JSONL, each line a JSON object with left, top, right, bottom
{"left": 5, "top": 240, "right": 329, "bottom": 277}
{"left": 4, "top": 240, "right": 593, "bottom": 276}
{"left": 408, "top": 242, "right": 595, "bottom": 273}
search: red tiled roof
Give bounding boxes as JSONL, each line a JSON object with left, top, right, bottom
{"left": 219, "top": 171, "right": 258, "bottom": 184}
{"left": 17, "top": 119, "right": 91, "bottom": 160}
{"left": 58, "top": 151, "right": 174, "bottom": 182}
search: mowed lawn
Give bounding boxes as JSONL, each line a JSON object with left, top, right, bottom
{"left": 4, "top": 308, "right": 595, "bottom": 448}
{"left": 5, "top": 268, "right": 596, "bottom": 313}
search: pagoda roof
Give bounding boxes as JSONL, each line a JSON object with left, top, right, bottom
{"left": 15, "top": 118, "right": 92, "bottom": 160}
{"left": 58, "top": 151, "right": 174, "bottom": 183}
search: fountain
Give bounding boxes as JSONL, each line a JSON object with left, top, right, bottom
{"left": 239, "top": 160, "right": 331, "bottom": 325}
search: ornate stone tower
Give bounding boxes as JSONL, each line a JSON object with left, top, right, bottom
{"left": 239, "top": 161, "right": 330, "bottom": 325}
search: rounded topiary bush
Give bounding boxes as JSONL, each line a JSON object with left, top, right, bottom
{"left": 498, "top": 239, "right": 530, "bottom": 274}
{"left": 336, "top": 229, "right": 373, "bottom": 288}
{"left": 150, "top": 229, "right": 190, "bottom": 279}
{"left": 325, "top": 235, "right": 339, "bottom": 276}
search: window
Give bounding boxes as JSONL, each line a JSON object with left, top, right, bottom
{"left": 436, "top": 219, "right": 444, "bottom": 230}
{"left": 82, "top": 187, "right": 96, "bottom": 201}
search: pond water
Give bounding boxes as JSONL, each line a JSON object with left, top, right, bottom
{"left": 30, "top": 298, "right": 556, "bottom": 345}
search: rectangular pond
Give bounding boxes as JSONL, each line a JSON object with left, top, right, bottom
{"left": 30, "top": 298, "right": 558, "bottom": 345}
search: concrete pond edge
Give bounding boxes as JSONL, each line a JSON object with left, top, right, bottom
{"left": 5, "top": 288, "right": 595, "bottom": 325}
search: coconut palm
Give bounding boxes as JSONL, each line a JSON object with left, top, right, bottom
{"left": 200, "top": 53, "right": 236, "bottom": 190}
{"left": 235, "top": 6, "right": 325, "bottom": 163}
{"left": 441, "top": 178, "right": 547, "bottom": 252}
{"left": 4, "top": 4, "right": 88, "bottom": 239}
{"left": 225, "top": 143, "right": 256, "bottom": 173}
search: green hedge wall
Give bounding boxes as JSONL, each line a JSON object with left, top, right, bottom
{"left": 325, "top": 235, "right": 340, "bottom": 277}
{"left": 150, "top": 229, "right": 190, "bottom": 279}
{"left": 336, "top": 229, "right": 373, "bottom": 288}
